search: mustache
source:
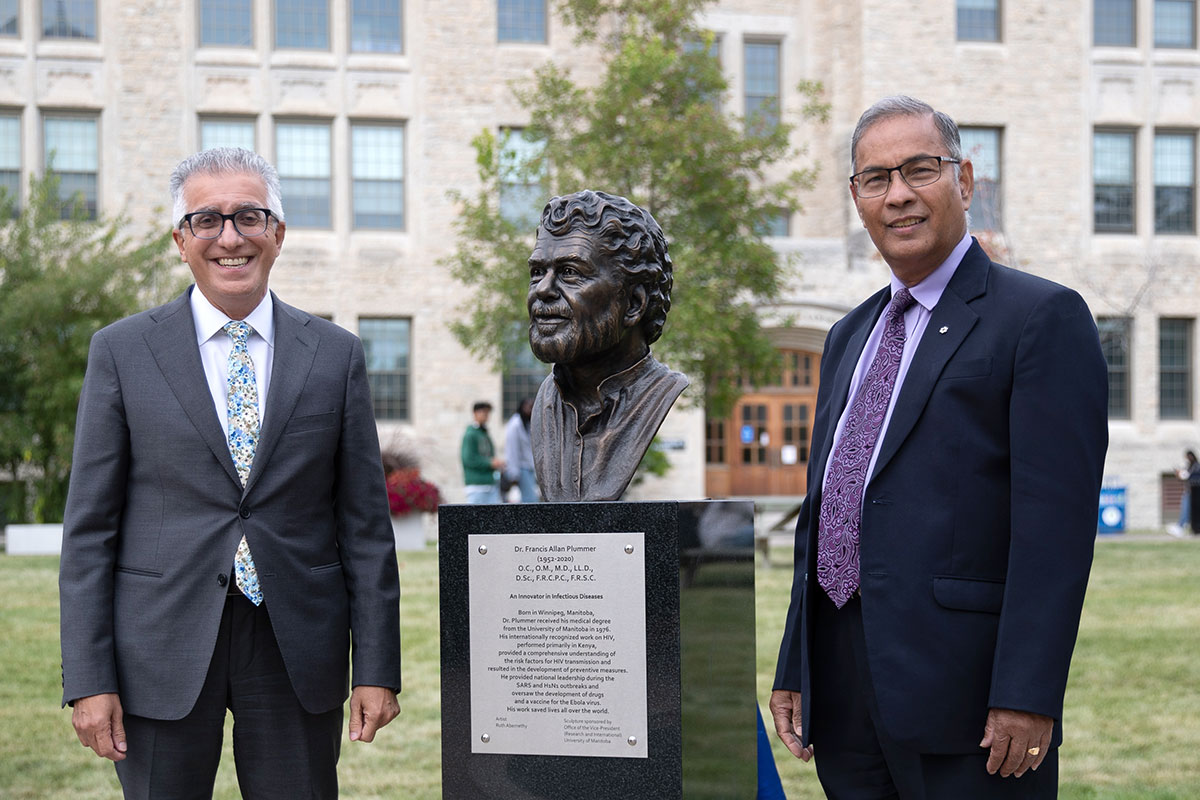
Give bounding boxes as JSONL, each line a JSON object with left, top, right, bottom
{"left": 530, "top": 302, "right": 571, "bottom": 318}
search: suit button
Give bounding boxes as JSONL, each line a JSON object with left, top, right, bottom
{"left": 217, "top": 573, "right": 228, "bottom": 587}
{"left": 239, "top": 507, "right": 250, "bottom": 519}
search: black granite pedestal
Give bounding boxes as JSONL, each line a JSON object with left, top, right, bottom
{"left": 439, "top": 500, "right": 756, "bottom": 800}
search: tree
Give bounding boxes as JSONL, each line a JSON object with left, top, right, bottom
{"left": 446, "top": 0, "right": 827, "bottom": 416}
{"left": 0, "top": 173, "right": 180, "bottom": 523}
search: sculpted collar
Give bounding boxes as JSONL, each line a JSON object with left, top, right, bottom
{"left": 552, "top": 353, "right": 659, "bottom": 434}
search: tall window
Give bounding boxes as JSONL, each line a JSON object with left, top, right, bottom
{"left": 497, "top": 0, "right": 545, "bottom": 43}
{"left": 276, "top": 122, "right": 331, "bottom": 227}
{"left": 1095, "top": 0, "right": 1136, "bottom": 45}
{"left": 499, "top": 128, "right": 545, "bottom": 230}
{"left": 200, "top": 118, "right": 255, "bottom": 151}
{"left": 360, "top": 318, "right": 411, "bottom": 421}
{"left": 42, "top": 0, "right": 94, "bottom": 39}
{"left": 1156, "top": 0, "right": 1196, "bottom": 47}
{"left": 44, "top": 115, "right": 97, "bottom": 220}
{"left": 276, "top": 0, "right": 328, "bottom": 49}
{"left": 351, "top": 123, "right": 404, "bottom": 229}
{"left": 1094, "top": 130, "right": 1136, "bottom": 233}
{"left": 682, "top": 35, "right": 722, "bottom": 110}
{"left": 744, "top": 40, "right": 780, "bottom": 133}
{"left": 351, "top": 0, "right": 402, "bottom": 52}
{"left": 200, "top": 0, "right": 251, "bottom": 46}
{"left": 1, "top": 0, "right": 17, "bottom": 36}
{"left": 502, "top": 337, "right": 548, "bottom": 419}
{"left": 958, "top": 0, "right": 1000, "bottom": 41}
{"left": 0, "top": 113, "right": 18, "bottom": 209}
{"left": 1098, "top": 317, "right": 1132, "bottom": 419}
{"left": 1155, "top": 132, "right": 1196, "bottom": 233}
{"left": 1160, "top": 318, "right": 1193, "bottom": 419}
{"left": 960, "top": 127, "right": 1002, "bottom": 230}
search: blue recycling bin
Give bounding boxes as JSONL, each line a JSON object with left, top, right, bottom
{"left": 1097, "top": 486, "right": 1126, "bottom": 534}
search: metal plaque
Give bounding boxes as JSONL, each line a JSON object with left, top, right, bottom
{"left": 468, "top": 532, "right": 648, "bottom": 759}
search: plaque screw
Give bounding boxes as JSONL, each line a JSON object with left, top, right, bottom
{"left": 627, "top": 736, "right": 638, "bottom": 746}
{"left": 624, "top": 544, "right": 635, "bottom": 554}
{"left": 478, "top": 544, "right": 488, "bottom": 555}
{"left": 481, "top": 733, "right": 491, "bottom": 743}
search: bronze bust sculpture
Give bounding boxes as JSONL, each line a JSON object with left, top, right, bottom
{"left": 527, "top": 190, "right": 688, "bottom": 501}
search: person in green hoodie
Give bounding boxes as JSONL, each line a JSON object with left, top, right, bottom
{"left": 461, "top": 401, "right": 505, "bottom": 503}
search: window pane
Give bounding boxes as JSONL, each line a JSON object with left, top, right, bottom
{"left": 957, "top": 0, "right": 999, "bottom": 41}
{"left": 200, "top": 119, "right": 256, "bottom": 151}
{"left": 276, "top": 0, "right": 328, "bottom": 49}
{"left": 352, "top": 124, "right": 404, "bottom": 229}
{"left": 200, "top": 0, "right": 251, "bottom": 46}
{"left": 1155, "top": 0, "right": 1196, "bottom": 47}
{"left": 1094, "top": 131, "right": 1135, "bottom": 232}
{"left": 351, "top": 0, "right": 402, "bottom": 52}
{"left": 1156, "top": 133, "right": 1195, "bottom": 233}
{"left": 360, "top": 318, "right": 410, "bottom": 420}
{"left": 961, "top": 127, "right": 1002, "bottom": 230}
{"left": 1098, "top": 317, "right": 1131, "bottom": 419}
{"left": 276, "top": 123, "right": 331, "bottom": 227}
{"left": 502, "top": 335, "right": 548, "bottom": 419}
{"left": 44, "top": 116, "right": 97, "bottom": 219}
{"left": 759, "top": 210, "right": 789, "bottom": 237}
{"left": 1, "top": 0, "right": 17, "bottom": 36}
{"left": 1160, "top": 318, "right": 1192, "bottom": 419}
{"left": 1095, "top": 0, "right": 1135, "bottom": 45}
{"left": 744, "top": 41, "right": 780, "bottom": 132}
{"left": 42, "top": 0, "right": 94, "bottom": 38}
{"left": 0, "top": 114, "right": 18, "bottom": 206}
{"left": 498, "top": 0, "right": 545, "bottom": 43}
{"left": 499, "top": 129, "right": 545, "bottom": 229}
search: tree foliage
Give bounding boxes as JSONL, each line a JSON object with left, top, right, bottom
{"left": 0, "top": 174, "right": 180, "bottom": 523}
{"left": 446, "top": 0, "right": 828, "bottom": 416}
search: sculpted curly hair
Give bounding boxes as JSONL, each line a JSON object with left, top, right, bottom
{"left": 538, "top": 190, "right": 673, "bottom": 345}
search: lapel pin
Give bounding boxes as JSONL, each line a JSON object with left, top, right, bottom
{"left": 938, "top": 326, "right": 949, "bottom": 334}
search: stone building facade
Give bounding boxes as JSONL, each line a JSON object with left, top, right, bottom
{"left": 1, "top": 0, "right": 1196, "bottom": 526}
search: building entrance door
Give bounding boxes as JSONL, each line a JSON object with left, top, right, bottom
{"left": 705, "top": 349, "right": 820, "bottom": 497}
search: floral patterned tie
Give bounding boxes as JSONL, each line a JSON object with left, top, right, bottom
{"left": 817, "top": 287, "right": 915, "bottom": 608}
{"left": 224, "top": 321, "right": 263, "bottom": 606}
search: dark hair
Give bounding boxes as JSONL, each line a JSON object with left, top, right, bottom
{"left": 538, "top": 190, "right": 673, "bottom": 345}
{"left": 472, "top": 401, "right": 493, "bottom": 413}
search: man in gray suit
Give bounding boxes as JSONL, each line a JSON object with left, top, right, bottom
{"left": 59, "top": 148, "right": 402, "bottom": 798}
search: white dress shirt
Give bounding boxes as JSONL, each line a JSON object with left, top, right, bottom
{"left": 190, "top": 287, "right": 275, "bottom": 439}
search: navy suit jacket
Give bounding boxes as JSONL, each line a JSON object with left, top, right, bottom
{"left": 60, "top": 288, "right": 402, "bottom": 719}
{"left": 773, "top": 240, "right": 1108, "bottom": 753}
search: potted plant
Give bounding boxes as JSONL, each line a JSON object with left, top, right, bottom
{"left": 382, "top": 448, "right": 442, "bottom": 550}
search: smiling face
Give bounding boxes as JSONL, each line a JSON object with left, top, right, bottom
{"left": 526, "top": 229, "right": 642, "bottom": 367}
{"left": 172, "top": 170, "right": 285, "bottom": 320}
{"left": 851, "top": 113, "right": 973, "bottom": 286}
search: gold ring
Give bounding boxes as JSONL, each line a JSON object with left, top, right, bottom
{"left": 1027, "top": 746, "right": 1040, "bottom": 756}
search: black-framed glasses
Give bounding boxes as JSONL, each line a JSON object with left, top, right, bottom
{"left": 179, "top": 208, "right": 275, "bottom": 239}
{"left": 850, "top": 156, "right": 961, "bottom": 198}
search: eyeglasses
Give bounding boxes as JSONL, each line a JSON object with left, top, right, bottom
{"left": 179, "top": 208, "right": 275, "bottom": 239}
{"left": 850, "top": 156, "right": 961, "bottom": 198}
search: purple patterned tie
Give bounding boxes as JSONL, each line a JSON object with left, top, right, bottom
{"left": 817, "top": 287, "right": 915, "bottom": 608}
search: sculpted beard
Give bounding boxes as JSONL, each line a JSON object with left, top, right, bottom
{"left": 529, "top": 299, "right": 625, "bottom": 365}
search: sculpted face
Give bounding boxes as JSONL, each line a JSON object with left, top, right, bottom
{"left": 851, "top": 114, "right": 973, "bottom": 286}
{"left": 527, "top": 230, "right": 631, "bottom": 366}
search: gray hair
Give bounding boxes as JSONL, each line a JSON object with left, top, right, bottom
{"left": 850, "top": 95, "right": 963, "bottom": 174}
{"left": 169, "top": 147, "right": 285, "bottom": 226}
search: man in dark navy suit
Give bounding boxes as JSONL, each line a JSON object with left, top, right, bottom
{"left": 770, "top": 96, "right": 1108, "bottom": 798}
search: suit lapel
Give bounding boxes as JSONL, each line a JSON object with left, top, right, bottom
{"left": 244, "top": 294, "right": 319, "bottom": 495}
{"left": 143, "top": 290, "right": 243, "bottom": 488}
{"left": 869, "top": 242, "right": 989, "bottom": 482}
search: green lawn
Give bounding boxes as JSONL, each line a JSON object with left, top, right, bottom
{"left": 3, "top": 537, "right": 1197, "bottom": 798}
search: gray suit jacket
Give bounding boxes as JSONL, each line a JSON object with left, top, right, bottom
{"left": 59, "top": 288, "right": 402, "bottom": 719}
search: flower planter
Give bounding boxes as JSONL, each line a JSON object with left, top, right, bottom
{"left": 391, "top": 513, "right": 426, "bottom": 550}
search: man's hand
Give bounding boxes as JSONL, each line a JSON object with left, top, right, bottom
{"left": 769, "top": 690, "right": 813, "bottom": 762}
{"left": 348, "top": 685, "right": 400, "bottom": 743}
{"left": 72, "top": 692, "right": 127, "bottom": 762}
{"left": 979, "top": 707, "right": 1052, "bottom": 777}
